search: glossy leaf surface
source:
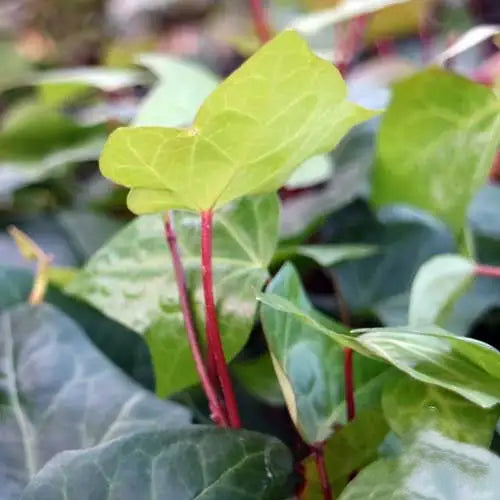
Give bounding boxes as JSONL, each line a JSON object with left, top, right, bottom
{"left": 408, "top": 254, "right": 475, "bottom": 326}
{"left": 100, "top": 30, "right": 375, "bottom": 213}
{"left": 372, "top": 68, "right": 500, "bottom": 235}
{"left": 259, "top": 291, "right": 500, "bottom": 407}
{"left": 22, "top": 426, "right": 292, "bottom": 500}
{"left": 69, "top": 194, "right": 279, "bottom": 396}
{"left": 382, "top": 374, "right": 499, "bottom": 446}
{"left": 340, "top": 430, "right": 500, "bottom": 499}
{"left": 0, "top": 304, "right": 189, "bottom": 499}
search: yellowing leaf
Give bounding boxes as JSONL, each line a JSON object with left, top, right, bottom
{"left": 99, "top": 30, "right": 376, "bottom": 214}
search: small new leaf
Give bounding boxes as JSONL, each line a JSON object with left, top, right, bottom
{"left": 100, "top": 30, "right": 376, "bottom": 214}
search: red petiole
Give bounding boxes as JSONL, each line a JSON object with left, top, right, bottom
{"left": 200, "top": 211, "right": 242, "bottom": 428}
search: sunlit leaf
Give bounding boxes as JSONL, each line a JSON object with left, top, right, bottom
{"left": 339, "top": 430, "right": 500, "bottom": 499}
{"left": 408, "top": 254, "right": 475, "bottom": 327}
{"left": 0, "top": 304, "right": 189, "bottom": 499}
{"left": 434, "top": 25, "right": 500, "bottom": 65}
{"left": 259, "top": 290, "right": 500, "bottom": 407}
{"left": 100, "top": 30, "right": 376, "bottom": 214}
{"left": 22, "top": 427, "right": 293, "bottom": 500}
{"left": 134, "top": 55, "right": 219, "bottom": 127}
{"left": 372, "top": 68, "right": 500, "bottom": 235}
{"left": 382, "top": 374, "right": 499, "bottom": 446}
{"left": 68, "top": 194, "right": 279, "bottom": 397}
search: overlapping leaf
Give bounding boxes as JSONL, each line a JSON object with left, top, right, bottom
{"left": 100, "top": 30, "right": 375, "bottom": 214}
{"left": 259, "top": 280, "right": 500, "bottom": 408}
{"left": 22, "top": 427, "right": 293, "bottom": 500}
{"left": 260, "top": 263, "right": 389, "bottom": 443}
{"left": 68, "top": 194, "right": 279, "bottom": 397}
{"left": 408, "top": 254, "right": 475, "bottom": 327}
{"left": 0, "top": 304, "right": 189, "bottom": 499}
{"left": 372, "top": 68, "right": 500, "bottom": 235}
{"left": 339, "top": 430, "right": 500, "bottom": 499}
{"left": 382, "top": 374, "right": 499, "bottom": 446}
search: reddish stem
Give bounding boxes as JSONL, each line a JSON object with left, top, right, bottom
{"left": 311, "top": 443, "right": 333, "bottom": 500}
{"left": 344, "top": 348, "right": 355, "bottom": 421}
{"left": 489, "top": 152, "right": 500, "bottom": 183}
{"left": 200, "top": 211, "right": 242, "bottom": 428}
{"left": 164, "top": 215, "right": 229, "bottom": 427}
{"left": 249, "top": 0, "right": 271, "bottom": 44}
{"left": 336, "top": 15, "right": 371, "bottom": 76}
{"left": 476, "top": 264, "right": 500, "bottom": 279}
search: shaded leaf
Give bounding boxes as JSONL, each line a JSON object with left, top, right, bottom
{"left": 304, "top": 410, "right": 389, "bottom": 498}
{"left": 339, "top": 430, "right": 500, "bottom": 500}
{"left": 329, "top": 203, "right": 455, "bottom": 325}
{"left": 297, "top": 243, "right": 376, "bottom": 267}
{"left": 383, "top": 374, "right": 499, "bottom": 446}
{"left": 408, "top": 254, "right": 475, "bottom": 327}
{"left": 0, "top": 304, "right": 189, "bottom": 499}
{"left": 372, "top": 68, "right": 500, "bottom": 235}
{"left": 68, "top": 194, "right": 279, "bottom": 397}
{"left": 22, "top": 426, "right": 293, "bottom": 500}
{"left": 0, "top": 266, "right": 154, "bottom": 389}
{"left": 258, "top": 291, "right": 500, "bottom": 407}
{"left": 100, "top": 30, "right": 375, "bottom": 214}
{"left": 285, "top": 154, "right": 332, "bottom": 189}
{"left": 233, "top": 354, "right": 284, "bottom": 406}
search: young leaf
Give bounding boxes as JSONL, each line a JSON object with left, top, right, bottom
{"left": 259, "top": 290, "right": 500, "bottom": 408}
{"left": 297, "top": 244, "right": 376, "bottom": 267}
{"left": 0, "top": 304, "right": 189, "bottom": 499}
{"left": 284, "top": 154, "right": 332, "bottom": 189}
{"left": 303, "top": 410, "right": 390, "bottom": 497}
{"left": 22, "top": 427, "right": 293, "bottom": 500}
{"left": 68, "top": 194, "right": 279, "bottom": 397}
{"left": 382, "top": 374, "right": 499, "bottom": 446}
{"left": 100, "top": 30, "right": 376, "bottom": 214}
{"left": 371, "top": 68, "right": 500, "bottom": 235}
{"left": 408, "top": 254, "right": 475, "bottom": 327}
{"left": 339, "top": 430, "right": 500, "bottom": 500}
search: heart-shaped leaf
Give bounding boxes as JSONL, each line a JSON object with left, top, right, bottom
{"left": 259, "top": 287, "right": 500, "bottom": 408}
{"left": 100, "top": 30, "right": 375, "bottom": 214}
{"left": 260, "top": 263, "right": 389, "bottom": 443}
{"left": 382, "top": 374, "right": 499, "bottom": 446}
{"left": 68, "top": 194, "right": 279, "bottom": 397}
{"left": 371, "top": 68, "right": 500, "bottom": 235}
{"left": 339, "top": 430, "right": 500, "bottom": 500}
{"left": 408, "top": 254, "right": 475, "bottom": 327}
{"left": 0, "top": 303, "right": 189, "bottom": 499}
{"left": 22, "top": 426, "right": 293, "bottom": 500}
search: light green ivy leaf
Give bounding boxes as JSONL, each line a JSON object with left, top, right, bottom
{"left": 372, "top": 68, "right": 500, "bottom": 236}
{"left": 382, "top": 374, "right": 499, "bottom": 446}
{"left": 100, "top": 30, "right": 376, "bottom": 214}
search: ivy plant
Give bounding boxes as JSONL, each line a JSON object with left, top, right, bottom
{"left": 2, "top": 6, "right": 500, "bottom": 499}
